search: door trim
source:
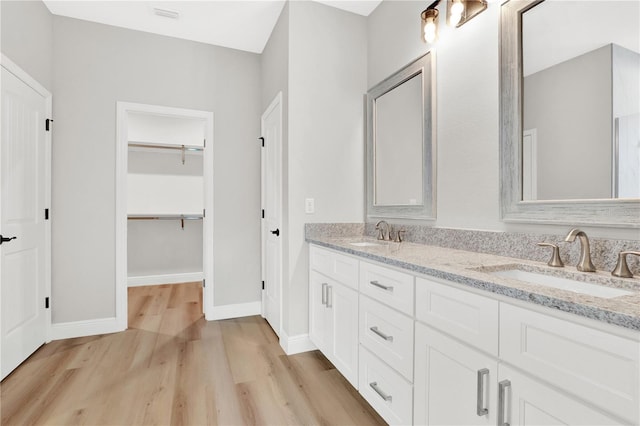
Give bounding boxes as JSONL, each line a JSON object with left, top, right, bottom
{"left": 0, "top": 54, "right": 53, "bottom": 343}
{"left": 115, "top": 102, "right": 214, "bottom": 329}
{"left": 261, "top": 91, "right": 283, "bottom": 339}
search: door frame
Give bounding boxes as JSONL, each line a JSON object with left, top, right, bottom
{"left": 261, "top": 91, "right": 283, "bottom": 338}
{"left": 0, "top": 54, "right": 53, "bottom": 343}
{"left": 115, "top": 102, "right": 214, "bottom": 329}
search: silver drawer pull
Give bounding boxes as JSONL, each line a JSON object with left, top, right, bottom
{"left": 370, "top": 326, "right": 393, "bottom": 342}
{"left": 321, "top": 283, "right": 328, "bottom": 305}
{"left": 369, "top": 280, "right": 394, "bottom": 291}
{"left": 369, "top": 382, "right": 392, "bottom": 402}
{"left": 476, "top": 368, "right": 489, "bottom": 417}
{"left": 498, "top": 379, "right": 511, "bottom": 426}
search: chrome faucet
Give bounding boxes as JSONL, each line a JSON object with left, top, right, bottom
{"left": 564, "top": 228, "right": 596, "bottom": 272}
{"left": 375, "top": 220, "right": 391, "bottom": 241}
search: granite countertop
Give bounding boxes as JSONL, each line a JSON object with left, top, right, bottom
{"left": 306, "top": 235, "right": 640, "bottom": 332}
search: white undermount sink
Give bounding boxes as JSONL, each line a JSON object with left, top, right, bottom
{"left": 491, "top": 268, "right": 633, "bottom": 299}
{"left": 349, "top": 241, "right": 386, "bottom": 247}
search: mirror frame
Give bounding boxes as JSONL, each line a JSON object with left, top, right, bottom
{"left": 500, "top": 0, "right": 640, "bottom": 228}
{"left": 366, "top": 52, "right": 436, "bottom": 220}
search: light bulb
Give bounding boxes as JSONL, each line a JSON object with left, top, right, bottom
{"left": 449, "top": 12, "right": 462, "bottom": 26}
{"left": 424, "top": 17, "right": 437, "bottom": 43}
{"left": 450, "top": 0, "right": 464, "bottom": 15}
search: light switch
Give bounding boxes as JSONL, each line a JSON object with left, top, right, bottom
{"left": 305, "top": 198, "right": 315, "bottom": 214}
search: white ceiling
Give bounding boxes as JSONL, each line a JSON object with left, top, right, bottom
{"left": 43, "top": 0, "right": 383, "bottom": 54}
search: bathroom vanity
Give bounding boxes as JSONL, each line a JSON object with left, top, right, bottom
{"left": 307, "top": 235, "right": 640, "bottom": 426}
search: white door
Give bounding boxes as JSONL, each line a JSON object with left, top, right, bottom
{"left": 1, "top": 62, "right": 51, "bottom": 380}
{"left": 261, "top": 92, "right": 282, "bottom": 336}
{"left": 414, "top": 323, "right": 498, "bottom": 426}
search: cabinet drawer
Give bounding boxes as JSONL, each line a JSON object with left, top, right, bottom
{"left": 360, "top": 295, "right": 414, "bottom": 381}
{"left": 309, "top": 245, "right": 358, "bottom": 289}
{"left": 416, "top": 277, "right": 499, "bottom": 356}
{"left": 500, "top": 303, "right": 639, "bottom": 424}
{"left": 360, "top": 261, "right": 414, "bottom": 315}
{"left": 359, "top": 347, "right": 413, "bottom": 426}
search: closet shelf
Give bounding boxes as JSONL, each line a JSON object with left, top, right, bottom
{"left": 128, "top": 142, "right": 204, "bottom": 152}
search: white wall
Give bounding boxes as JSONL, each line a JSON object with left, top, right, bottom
{"left": 367, "top": 0, "right": 639, "bottom": 241}
{"left": 51, "top": 16, "right": 262, "bottom": 323}
{"left": 1, "top": 0, "right": 53, "bottom": 90}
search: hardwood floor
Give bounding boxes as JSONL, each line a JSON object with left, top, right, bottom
{"left": 1, "top": 283, "right": 386, "bottom": 425}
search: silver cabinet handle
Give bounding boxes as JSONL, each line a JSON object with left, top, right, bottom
{"left": 321, "top": 283, "right": 328, "bottom": 305}
{"left": 498, "top": 379, "right": 511, "bottom": 426}
{"left": 370, "top": 326, "right": 394, "bottom": 342}
{"left": 476, "top": 368, "right": 489, "bottom": 416}
{"left": 369, "top": 382, "right": 392, "bottom": 402}
{"left": 369, "top": 280, "right": 394, "bottom": 291}
{"left": 327, "top": 285, "right": 333, "bottom": 308}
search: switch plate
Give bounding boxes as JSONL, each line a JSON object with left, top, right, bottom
{"left": 305, "top": 198, "right": 315, "bottom": 214}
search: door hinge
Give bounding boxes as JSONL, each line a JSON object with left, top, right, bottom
{"left": 45, "top": 297, "right": 50, "bottom": 309}
{"left": 45, "top": 208, "right": 49, "bottom": 220}
{"left": 259, "top": 137, "right": 264, "bottom": 147}
{"left": 261, "top": 209, "right": 265, "bottom": 219}
{"left": 202, "top": 279, "right": 206, "bottom": 288}
{"left": 203, "top": 209, "right": 206, "bottom": 218}
{"left": 203, "top": 138, "right": 206, "bottom": 148}
{"left": 262, "top": 280, "right": 265, "bottom": 290}
{"left": 45, "top": 118, "right": 53, "bottom": 131}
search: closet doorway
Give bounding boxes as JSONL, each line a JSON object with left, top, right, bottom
{"left": 115, "top": 103, "right": 214, "bottom": 329}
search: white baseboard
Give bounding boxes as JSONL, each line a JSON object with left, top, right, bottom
{"left": 50, "top": 317, "right": 123, "bottom": 341}
{"left": 127, "top": 272, "right": 203, "bottom": 287}
{"left": 279, "top": 331, "right": 316, "bottom": 355}
{"left": 207, "top": 301, "right": 262, "bottom": 321}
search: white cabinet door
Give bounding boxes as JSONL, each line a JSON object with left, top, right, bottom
{"left": 309, "top": 270, "right": 330, "bottom": 353}
{"left": 328, "top": 281, "right": 359, "bottom": 388}
{"left": 415, "top": 323, "right": 497, "bottom": 426}
{"left": 498, "top": 365, "right": 625, "bottom": 426}
{"left": 309, "top": 270, "right": 358, "bottom": 388}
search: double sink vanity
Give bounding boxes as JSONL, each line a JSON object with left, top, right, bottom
{"left": 306, "top": 226, "right": 640, "bottom": 426}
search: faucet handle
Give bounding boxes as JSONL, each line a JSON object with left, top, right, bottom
{"left": 612, "top": 251, "right": 640, "bottom": 278}
{"left": 394, "top": 229, "right": 406, "bottom": 243}
{"left": 537, "top": 243, "right": 564, "bottom": 268}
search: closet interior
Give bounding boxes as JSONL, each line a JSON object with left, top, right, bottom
{"left": 126, "top": 110, "right": 207, "bottom": 288}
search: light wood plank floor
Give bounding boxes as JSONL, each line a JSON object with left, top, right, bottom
{"left": 1, "top": 282, "right": 386, "bottom": 426}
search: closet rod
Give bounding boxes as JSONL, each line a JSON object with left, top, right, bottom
{"left": 128, "top": 142, "right": 204, "bottom": 152}
{"left": 127, "top": 215, "right": 203, "bottom": 220}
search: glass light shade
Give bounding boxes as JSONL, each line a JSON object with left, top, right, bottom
{"left": 424, "top": 18, "right": 437, "bottom": 43}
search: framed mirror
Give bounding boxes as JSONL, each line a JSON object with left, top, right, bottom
{"left": 500, "top": 0, "right": 640, "bottom": 227}
{"left": 366, "top": 53, "right": 436, "bottom": 220}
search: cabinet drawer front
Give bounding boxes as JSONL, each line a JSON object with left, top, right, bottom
{"left": 310, "top": 245, "right": 358, "bottom": 289}
{"left": 500, "top": 303, "right": 639, "bottom": 424}
{"left": 415, "top": 277, "right": 499, "bottom": 356}
{"left": 360, "top": 261, "right": 414, "bottom": 315}
{"left": 360, "top": 295, "right": 414, "bottom": 381}
{"left": 359, "top": 347, "right": 413, "bottom": 426}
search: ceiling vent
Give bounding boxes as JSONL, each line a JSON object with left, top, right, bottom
{"left": 153, "top": 7, "right": 180, "bottom": 20}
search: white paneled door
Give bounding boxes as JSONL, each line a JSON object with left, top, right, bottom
{"left": 261, "top": 92, "right": 282, "bottom": 337}
{"left": 1, "top": 60, "right": 51, "bottom": 380}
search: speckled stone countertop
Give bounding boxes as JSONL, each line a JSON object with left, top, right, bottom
{"left": 306, "top": 235, "right": 640, "bottom": 332}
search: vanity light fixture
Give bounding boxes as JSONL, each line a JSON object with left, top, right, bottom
{"left": 421, "top": 1, "right": 441, "bottom": 44}
{"left": 447, "top": 0, "right": 488, "bottom": 28}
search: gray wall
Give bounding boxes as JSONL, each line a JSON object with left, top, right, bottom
{"left": 51, "top": 16, "right": 262, "bottom": 322}
{"left": 261, "top": 1, "right": 367, "bottom": 337}
{"left": 524, "top": 45, "right": 612, "bottom": 200}
{"left": 1, "top": 0, "right": 53, "bottom": 90}
{"left": 286, "top": 1, "right": 367, "bottom": 336}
